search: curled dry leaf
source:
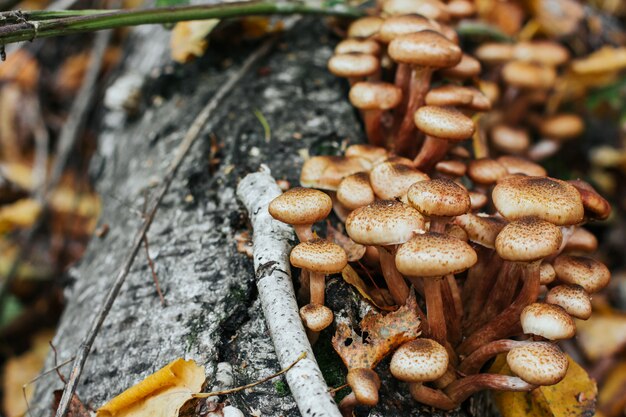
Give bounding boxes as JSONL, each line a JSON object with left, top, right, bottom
{"left": 491, "top": 354, "right": 597, "bottom": 417}
{"left": 576, "top": 313, "right": 626, "bottom": 361}
{"left": 97, "top": 358, "right": 205, "bottom": 417}
{"left": 341, "top": 264, "right": 395, "bottom": 311}
{"left": 326, "top": 222, "right": 365, "bottom": 262}
{"left": 332, "top": 292, "right": 421, "bottom": 370}
{"left": 170, "top": 20, "right": 220, "bottom": 63}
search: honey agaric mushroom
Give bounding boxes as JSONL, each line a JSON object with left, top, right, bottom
{"left": 446, "top": 0, "right": 476, "bottom": 19}
{"left": 435, "top": 159, "right": 467, "bottom": 179}
{"left": 467, "top": 158, "right": 509, "bottom": 187}
{"left": 501, "top": 61, "right": 557, "bottom": 90}
{"left": 520, "top": 302, "right": 576, "bottom": 340}
{"left": 563, "top": 227, "right": 598, "bottom": 253}
{"left": 553, "top": 255, "right": 611, "bottom": 293}
{"left": 568, "top": 179, "right": 612, "bottom": 221}
{"left": 369, "top": 161, "right": 429, "bottom": 202}
{"left": 396, "top": 232, "right": 477, "bottom": 344}
{"left": 346, "top": 200, "right": 425, "bottom": 305}
{"left": 382, "top": 0, "right": 450, "bottom": 21}
{"left": 349, "top": 81, "right": 403, "bottom": 146}
{"left": 412, "top": 106, "right": 475, "bottom": 170}
{"left": 512, "top": 41, "right": 570, "bottom": 67}
{"left": 474, "top": 43, "right": 514, "bottom": 64}
{"left": 540, "top": 262, "right": 557, "bottom": 285}
{"left": 335, "top": 39, "right": 382, "bottom": 56}
{"left": 529, "top": 114, "right": 585, "bottom": 160}
{"left": 546, "top": 284, "right": 592, "bottom": 320}
{"left": 268, "top": 187, "right": 332, "bottom": 242}
{"left": 496, "top": 155, "right": 547, "bottom": 177}
{"left": 347, "top": 16, "right": 384, "bottom": 39}
{"left": 336, "top": 172, "right": 375, "bottom": 210}
{"left": 426, "top": 86, "right": 491, "bottom": 112}
{"left": 458, "top": 218, "right": 562, "bottom": 355}
{"left": 344, "top": 144, "right": 388, "bottom": 165}
{"left": 439, "top": 54, "right": 482, "bottom": 81}
{"left": 299, "top": 303, "right": 334, "bottom": 332}
{"left": 327, "top": 53, "right": 381, "bottom": 85}
{"left": 300, "top": 155, "right": 370, "bottom": 191}
{"left": 340, "top": 368, "right": 382, "bottom": 416}
{"left": 407, "top": 178, "right": 471, "bottom": 233}
{"left": 388, "top": 32, "right": 462, "bottom": 154}
{"left": 377, "top": 15, "right": 443, "bottom": 44}
{"left": 468, "top": 191, "right": 488, "bottom": 210}
{"left": 458, "top": 339, "right": 531, "bottom": 375}
{"left": 490, "top": 125, "right": 530, "bottom": 155}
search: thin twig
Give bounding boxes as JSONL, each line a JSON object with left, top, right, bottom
{"left": 22, "top": 357, "right": 75, "bottom": 417}
{"left": 193, "top": 352, "right": 307, "bottom": 398}
{"left": 50, "top": 341, "right": 68, "bottom": 384}
{"left": 54, "top": 35, "right": 279, "bottom": 417}
{"left": 143, "top": 236, "right": 166, "bottom": 306}
{"left": 329, "top": 384, "right": 349, "bottom": 394}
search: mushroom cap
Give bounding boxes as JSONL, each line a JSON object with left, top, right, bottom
{"left": 377, "top": 15, "right": 440, "bottom": 44}
{"left": 497, "top": 155, "right": 547, "bottom": 177}
{"left": 513, "top": 41, "right": 570, "bottom": 67}
{"left": 563, "top": 227, "right": 598, "bottom": 253}
{"left": 435, "top": 159, "right": 467, "bottom": 177}
{"left": 396, "top": 232, "right": 477, "bottom": 277}
{"left": 328, "top": 53, "right": 380, "bottom": 78}
{"left": 469, "top": 191, "right": 488, "bottom": 210}
{"left": 425, "top": 85, "right": 473, "bottom": 107}
{"left": 300, "top": 156, "right": 370, "bottom": 191}
{"left": 347, "top": 368, "right": 381, "bottom": 406}
{"left": 446, "top": 223, "right": 469, "bottom": 241}
{"left": 479, "top": 80, "right": 500, "bottom": 104}
{"left": 568, "top": 179, "right": 611, "bottom": 221}
{"left": 349, "top": 81, "right": 403, "bottom": 110}
{"left": 369, "top": 161, "right": 429, "bottom": 201}
{"left": 299, "top": 303, "right": 334, "bottom": 332}
{"left": 502, "top": 61, "right": 556, "bottom": 89}
{"left": 454, "top": 213, "right": 507, "bottom": 249}
{"left": 467, "top": 158, "right": 509, "bottom": 185}
{"left": 447, "top": 0, "right": 476, "bottom": 18}
{"left": 495, "top": 218, "right": 562, "bottom": 262}
{"left": 345, "top": 144, "right": 388, "bottom": 164}
{"left": 269, "top": 187, "right": 332, "bottom": 225}
{"left": 540, "top": 262, "right": 557, "bottom": 285}
{"left": 439, "top": 53, "right": 482, "bottom": 80}
{"left": 546, "top": 284, "right": 592, "bottom": 320}
{"left": 347, "top": 16, "right": 384, "bottom": 39}
{"left": 539, "top": 114, "right": 584, "bottom": 140}
{"left": 335, "top": 39, "right": 382, "bottom": 56}
{"left": 491, "top": 125, "right": 531, "bottom": 155}
{"left": 553, "top": 255, "right": 610, "bottom": 293}
{"left": 507, "top": 342, "right": 569, "bottom": 385}
{"left": 520, "top": 303, "right": 576, "bottom": 340}
{"left": 337, "top": 172, "right": 376, "bottom": 210}
{"left": 407, "top": 178, "right": 471, "bottom": 217}
{"left": 290, "top": 239, "right": 348, "bottom": 274}
{"left": 382, "top": 0, "right": 450, "bottom": 21}
{"left": 492, "top": 176, "right": 584, "bottom": 225}
{"left": 388, "top": 31, "right": 462, "bottom": 68}
{"left": 346, "top": 200, "right": 425, "bottom": 246}
{"left": 390, "top": 339, "right": 449, "bottom": 382}
{"left": 414, "top": 106, "right": 475, "bottom": 141}
{"left": 474, "top": 42, "right": 515, "bottom": 63}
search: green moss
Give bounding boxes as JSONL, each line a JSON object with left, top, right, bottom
{"left": 313, "top": 331, "right": 350, "bottom": 402}
{"left": 274, "top": 380, "right": 290, "bottom": 396}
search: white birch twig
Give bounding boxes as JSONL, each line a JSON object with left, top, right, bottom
{"left": 237, "top": 165, "right": 342, "bottom": 417}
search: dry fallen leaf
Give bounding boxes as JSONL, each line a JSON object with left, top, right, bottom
{"left": 491, "top": 354, "right": 597, "bottom": 417}
{"left": 332, "top": 292, "right": 421, "bottom": 370}
{"left": 170, "top": 20, "right": 220, "bottom": 63}
{"left": 97, "top": 358, "right": 205, "bottom": 417}
{"left": 0, "top": 199, "right": 41, "bottom": 233}
{"left": 52, "top": 391, "right": 92, "bottom": 417}
{"left": 576, "top": 313, "right": 626, "bottom": 361}
{"left": 0, "top": 50, "right": 39, "bottom": 91}
{"left": 341, "top": 264, "right": 395, "bottom": 311}
{"left": 597, "top": 361, "right": 626, "bottom": 417}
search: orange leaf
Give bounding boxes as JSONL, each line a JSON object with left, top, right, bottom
{"left": 341, "top": 264, "right": 395, "bottom": 311}
{"left": 332, "top": 292, "right": 421, "bottom": 370}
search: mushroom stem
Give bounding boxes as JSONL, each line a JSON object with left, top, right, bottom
{"left": 429, "top": 216, "right": 451, "bottom": 233}
{"left": 423, "top": 276, "right": 447, "bottom": 345}
{"left": 298, "top": 269, "right": 311, "bottom": 303}
{"left": 413, "top": 135, "right": 452, "bottom": 170}
{"left": 441, "top": 276, "right": 462, "bottom": 345}
{"left": 409, "top": 383, "right": 458, "bottom": 410}
{"left": 394, "top": 67, "right": 433, "bottom": 156}
{"left": 377, "top": 245, "right": 410, "bottom": 305}
{"left": 458, "top": 339, "right": 530, "bottom": 375}
{"left": 477, "top": 261, "right": 521, "bottom": 326}
{"left": 338, "top": 392, "right": 358, "bottom": 417}
{"left": 293, "top": 224, "right": 315, "bottom": 242}
{"left": 310, "top": 272, "right": 326, "bottom": 305}
{"left": 363, "top": 109, "right": 386, "bottom": 147}
{"left": 444, "top": 374, "right": 537, "bottom": 404}
{"left": 462, "top": 249, "right": 502, "bottom": 332}
{"left": 458, "top": 261, "right": 541, "bottom": 356}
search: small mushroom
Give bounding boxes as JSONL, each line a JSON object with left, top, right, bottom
{"left": 406, "top": 178, "right": 471, "bottom": 233}
{"left": 545, "top": 284, "right": 592, "bottom": 320}
{"left": 269, "top": 187, "right": 332, "bottom": 242}
{"left": 520, "top": 302, "right": 576, "bottom": 340}
{"left": 349, "top": 81, "right": 403, "bottom": 146}
{"left": 553, "top": 255, "right": 610, "bottom": 293}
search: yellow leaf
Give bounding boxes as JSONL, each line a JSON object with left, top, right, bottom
{"left": 598, "top": 361, "right": 626, "bottom": 417}
{"left": 492, "top": 355, "right": 597, "bottom": 417}
{"left": 97, "top": 358, "right": 205, "bottom": 417}
{"left": 341, "top": 264, "right": 394, "bottom": 311}
{"left": 571, "top": 47, "right": 626, "bottom": 75}
{"left": 0, "top": 199, "right": 41, "bottom": 233}
{"left": 576, "top": 313, "right": 626, "bottom": 361}
{"left": 170, "top": 20, "right": 220, "bottom": 63}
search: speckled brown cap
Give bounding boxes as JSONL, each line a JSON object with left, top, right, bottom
{"left": 300, "top": 303, "right": 334, "bottom": 332}
{"left": 347, "top": 16, "right": 384, "bottom": 39}
{"left": 407, "top": 178, "right": 471, "bottom": 217}
{"left": 447, "top": 0, "right": 475, "bottom": 18}
{"left": 337, "top": 172, "right": 376, "bottom": 210}
{"left": 502, "top": 61, "right": 556, "bottom": 89}
{"left": 369, "top": 161, "right": 429, "bottom": 200}
{"left": 335, "top": 39, "right": 382, "bottom": 56}
{"left": 553, "top": 255, "right": 610, "bottom": 293}
{"left": 539, "top": 114, "right": 584, "bottom": 141}
{"left": 345, "top": 144, "right": 388, "bottom": 164}
{"left": 349, "top": 81, "right": 403, "bottom": 110}
{"left": 540, "top": 262, "right": 556, "bottom": 285}
{"left": 495, "top": 218, "right": 562, "bottom": 262}
{"left": 520, "top": 303, "right": 576, "bottom": 340}
{"left": 467, "top": 158, "right": 508, "bottom": 185}
{"left": 563, "top": 227, "right": 598, "bottom": 253}
{"left": 328, "top": 53, "right": 380, "bottom": 78}
{"left": 439, "top": 53, "right": 482, "bottom": 80}
{"left": 492, "top": 176, "right": 584, "bottom": 225}
{"left": 346, "top": 200, "right": 425, "bottom": 245}
{"left": 300, "top": 156, "right": 371, "bottom": 191}
{"left": 474, "top": 42, "right": 514, "bottom": 63}
{"left": 290, "top": 239, "right": 348, "bottom": 274}
{"left": 269, "top": 187, "right": 332, "bottom": 225}
{"left": 513, "top": 41, "right": 570, "bottom": 67}
{"left": 454, "top": 213, "right": 507, "bottom": 249}
{"left": 347, "top": 368, "right": 381, "bottom": 406}
{"left": 390, "top": 339, "right": 449, "bottom": 382}
{"left": 388, "top": 31, "right": 462, "bottom": 68}
{"left": 469, "top": 191, "right": 488, "bottom": 210}
{"left": 497, "top": 155, "right": 547, "bottom": 177}
{"left": 491, "top": 126, "right": 531, "bottom": 155}
{"left": 425, "top": 85, "right": 473, "bottom": 107}
{"left": 435, "top": 159, "right": 467, "bottom": 178}
{"left": 377, "top": 15, "right": 440, "bottom": 44}
{"left": 446, "top": 223, "right": 469, "bottom": 241}
{"left": 396, "top": 232, "right": 477, "bottom": 277}
{"left": 414, "top": 106, "right": 475, "bottom": 140}
{"left": 507, "top": 342, "right": 569, "bottom": 385}
{"left": 546, "top": 284, "right": 592, "bottom": 320}
{"left": 568, "top": 179, "right": 611, "bottom": 221}
{"left": 382, "top": 0, "right": 450, "bottom": 21}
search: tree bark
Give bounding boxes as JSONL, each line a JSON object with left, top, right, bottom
{"left": 32, "top": 19, "right": 494, "bottom": 417}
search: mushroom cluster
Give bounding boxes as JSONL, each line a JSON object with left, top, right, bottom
{"left": 269, "top": 0, "right": 614, "bottom": 414}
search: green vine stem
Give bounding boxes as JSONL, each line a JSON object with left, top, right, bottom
{"left": 0, "top": 1, "right": 363, "bottom": 45}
